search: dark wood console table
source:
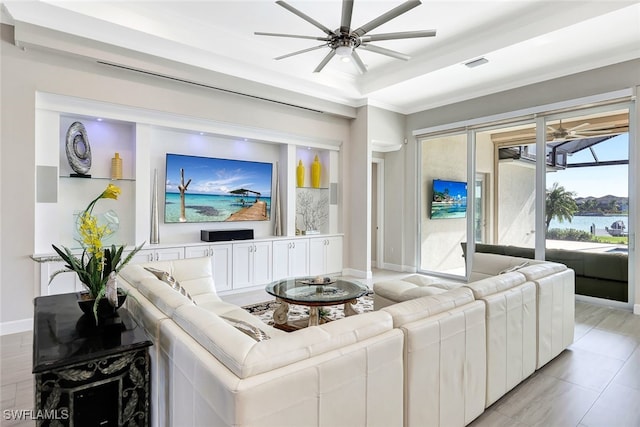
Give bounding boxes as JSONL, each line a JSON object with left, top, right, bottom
{"left": 33, "top": 293, "right": 152, "bottom": 426}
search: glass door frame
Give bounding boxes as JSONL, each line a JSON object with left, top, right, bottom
{"left": 540, "top": 102, "right": 635, "bottom": 310}
{"left": 416, "top": 98, "right": 635, "bottom": 311}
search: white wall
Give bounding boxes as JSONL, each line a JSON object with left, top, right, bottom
{"left": 497, "top": 162, "right": 536, "bottom": 246}
{"left": 345, "top": 106, "right": 370, "bottom": 278}
{"left": 0, "top": 24, "right": 352, "bottom": 331}
{"left": 420, "top": 134, "right": 467, "bottom": 273}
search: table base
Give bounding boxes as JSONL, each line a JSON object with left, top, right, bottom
{"left": 272, "top": 298, "right": 359, "bottom": 331}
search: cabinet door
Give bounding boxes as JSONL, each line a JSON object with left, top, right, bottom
{"left": 289, "top": 239, "right": 309, "bottom": 277}
{"left": 252, "top": 241, "right": 272, "bottom": 286}
{"left": 272, "top": 240, "right": 291, "bottom": 281}
{"left": 155, "top": 247, "right": 184, "bottom": 261}
{"left": 325, "top": 236, "right": 343, "bottom": 274}
{"left": 210, "top": 244, "right": 232, "bottom": 292}
{"left": 308, "top": 238, "right": 327, "bottom": 276}
{"left": 184, "top": 245, "right": 209, "bottom": 259}
{"left": 45, "top": 261, "right": 83, "bottom": 296}
{"left": 128, "top": 249, "right": 156, "bottom": 265}
{"left": 128, "top": 247, "right": 184, "bottom": 264}
{"left": 232, "top": 243, "right": 253, "bottom": 288}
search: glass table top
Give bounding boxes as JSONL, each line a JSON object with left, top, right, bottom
{"left": 266, "top": 277, "right": 368, "bottom": 305}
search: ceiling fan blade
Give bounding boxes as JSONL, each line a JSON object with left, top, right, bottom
{"left": 351, "top": 50, "right": 367, "bottom": 74}
{"left": 567, "top": 122, "right": 591, "bottom": 132}
{"left": 276, "top": 0, "right": 334, "bottom": 36}
{"left": 275, "top": 44, "right": 327, "bottom": 60}
{"left": 575, "top": 130, "right": 616, "bottom": 135}
{"left": 313, "top": 50, "right": 336, "bottom": 72}
{"left": 360, "top": 29, "right": 436, "bottom": 42}
{"left": 255, "top": 32, "right": 331, "bottom": 41}
{"left": 340, "top": 0, "right": 354, "bottom": 33}
{"left": 353, "top": 0, "right": 422, "bottom": 37}
{"left": 359, "top": 44, "right": 410, "bottom": 61}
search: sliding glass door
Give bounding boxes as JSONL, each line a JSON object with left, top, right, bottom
{"left": 544, "top": 106, "right": 630, "bottom": 303}
{"left": 417, "top": 100, "right": 634, "bottom": 308}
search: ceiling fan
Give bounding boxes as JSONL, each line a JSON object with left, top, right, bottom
{"left": 255, "top": 0, "right": 436, "bottom": 74}
{"left": 547, "top": 120, "right": 613, "bottom": 141}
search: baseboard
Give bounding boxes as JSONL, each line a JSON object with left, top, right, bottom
{"left": 342, "top": 268, "right": 372, "bottom": 279}
{"left": 634, "top": 304, "right": 640, "bottom": 315}
{"left": 381, "top": 262, "right": 417, "bottom": 273}
{"left": 0, "top": 318, "right": 33, "bottom": 336}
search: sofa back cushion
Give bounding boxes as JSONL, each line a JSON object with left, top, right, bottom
{"left": 582, "top": 251, "right": 628, "bottom": 281}
{"left": 136, "top": 276, "right": 195, "bottom": 318}
{"left": 464, "top": 271, "right": 527, "bottom": 299}
{"left": 381, "top": 287, "right": 475, "bottom": 327}
{"left": 469, "top": 252, "right": 541, "bottom": 282}
{"left": 122, "top": 257, "right": 220, "bottom": 303}
{"left": 172, "top": 304, "right": 394, "bottom": 379}
{"left": 516, "top": 262, "right": 566, "bottom": 281}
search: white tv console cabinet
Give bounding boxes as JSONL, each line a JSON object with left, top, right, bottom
{"left": 34, "top": 235, "right": 343, "bottom": 297}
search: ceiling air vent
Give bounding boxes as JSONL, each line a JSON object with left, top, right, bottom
{"left": 464, "top": 57, "right": 489, "bottom": 68}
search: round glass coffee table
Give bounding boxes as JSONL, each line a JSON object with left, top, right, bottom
{"left": 265, "top": 277, "right": 369, "bottom": 331}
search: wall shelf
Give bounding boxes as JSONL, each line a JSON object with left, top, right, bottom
{"left": 60, "top": 176, "right": 136, "bottom": 182}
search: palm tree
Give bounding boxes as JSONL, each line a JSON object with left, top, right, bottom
{"left": 545, "top": 182, "right": 578, "bottom": 232}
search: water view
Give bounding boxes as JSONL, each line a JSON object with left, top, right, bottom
{"left": 548, "top": 215, "right": 628, "bottom": 234}
{"left": 165, "top": 192, "right": 271, "bottom": 223}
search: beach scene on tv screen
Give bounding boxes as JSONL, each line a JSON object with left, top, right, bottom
{"left": 431, "top": 179, "right": 467, "bottom": 219}
{"left": 165, "top": 154, "right": 272, "bottom": 223}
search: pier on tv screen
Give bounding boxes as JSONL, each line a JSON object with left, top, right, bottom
{"left": 165, "top": 153, "right": 272, "bottom": 223}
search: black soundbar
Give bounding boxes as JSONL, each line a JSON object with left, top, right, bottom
{"left": 200, "top": 229, "right": 254, "bottom": 242}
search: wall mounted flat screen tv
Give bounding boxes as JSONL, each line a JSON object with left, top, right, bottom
{"left": 431, "top": 179, "right": 467, "bottom": 219}
{"left": 165, "top": 153, "right": 272, "bottom": 223}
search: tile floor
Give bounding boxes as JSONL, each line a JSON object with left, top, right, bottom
{"left": 1, "top": 273, "right": 639, "bottom": 426}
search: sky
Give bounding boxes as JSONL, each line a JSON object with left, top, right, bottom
{"left": 546, "top": 133, "right": 628, "bottom": 198}
{"left": 165, "top": 154, "right": 272, "bottom": 196}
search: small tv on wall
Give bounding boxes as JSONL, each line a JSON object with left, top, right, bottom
{"left": 430, "top": 179, "right": 467, "bottom": 219}
{"left": 165, "top": 153, "right": 272, "bottom": 223}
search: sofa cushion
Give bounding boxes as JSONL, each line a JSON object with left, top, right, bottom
{"left": 136, "top": 277, "right": 194, "bottom": 318}
{"left": 582, "top": 252, "right": 628, "bottom": 281}
{"left": 144, "top": 266, "right": 196, "bottom": 304}
{"left": 197, "top": 299, "right": 286, "bottom": 338}
{"left": 464, "top": 271, "right": 526, "bottom": 299}
{"left": 118, "top": 264, "right": 152, "bottom": 289}
{"left": 470, "top": 253, "right": 541, "bottom": 282}
{"left": 131, "top": 257, "right": 219, "bottom": 298}
{"left": 373, "top": 274, "right": 462, "bottom": 304}
{"left": 219, "top": 316, "right": 271, "bottom": 341}
{"left": 381, "top": 287, "right": 475, "bottom": 327}
{"left": 517, "top": 262, "right": 566, "bottom": 281}
{"left": 172, "top": 304, "right": 394, "bottom": 378}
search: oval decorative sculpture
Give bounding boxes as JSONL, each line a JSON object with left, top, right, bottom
{"left": 65, "top": 121, "right": 92, "bottom": 175}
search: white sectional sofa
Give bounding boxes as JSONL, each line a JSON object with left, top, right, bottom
{"left": 118, "top": 252, "right": 574, "bottom": 427}
{"left": 374, "top": 252, "right": 575, "bottom": 425}
{"left": 118, "top": 257, "right": 405, "bottom": 427}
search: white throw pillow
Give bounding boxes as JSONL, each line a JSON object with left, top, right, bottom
{"left": 144, "top": 267, "right": 196, "bottom": 304}
{"left": 220, "top": 316, "right": 271, "bottom": 341}
{"left": 498, "top": 261, "right": 529, "bottom": 275}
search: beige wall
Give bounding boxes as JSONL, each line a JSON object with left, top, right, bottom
{"left": 0, "top": 24, "right": 353, "bottom": 328}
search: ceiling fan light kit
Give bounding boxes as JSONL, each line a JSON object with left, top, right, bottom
{"left": 256, "top": 0, "right": 437, "bottom": 73}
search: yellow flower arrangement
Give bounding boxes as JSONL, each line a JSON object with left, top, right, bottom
{"left": 50, "top": 184, "right": 144, "bottom": 319}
